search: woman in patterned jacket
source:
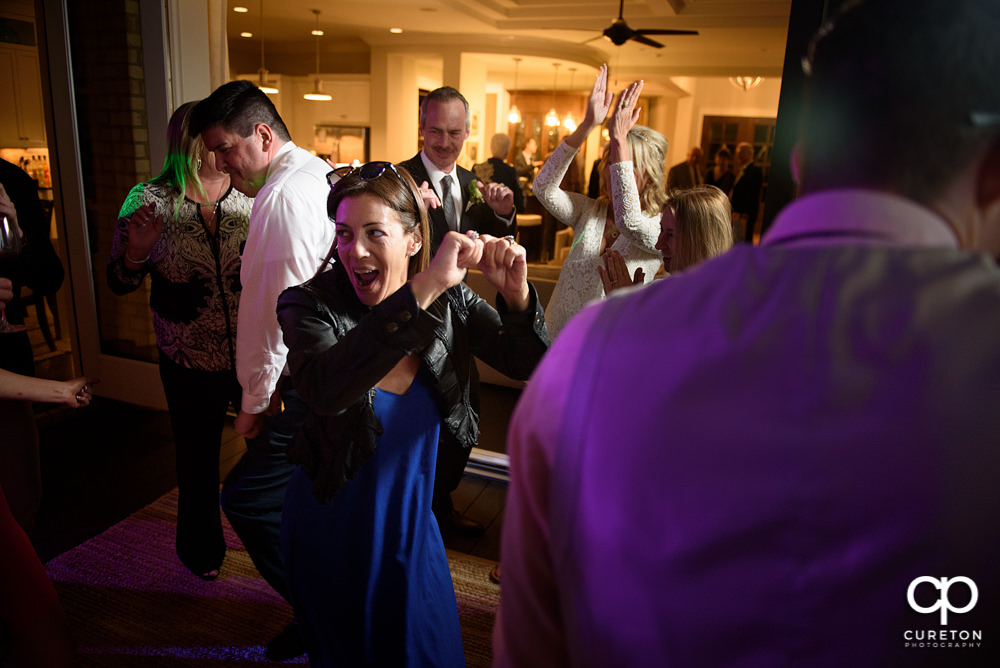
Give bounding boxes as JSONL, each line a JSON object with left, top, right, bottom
{"left": 107, "top": 101, "right": 252, "bottom": 580}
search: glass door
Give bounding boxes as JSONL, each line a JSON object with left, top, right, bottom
{"left": 38, "top": 0, "right": 171, "bottom": 408}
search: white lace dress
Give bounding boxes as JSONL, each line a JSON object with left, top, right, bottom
{"left": 533, "top": 141, "right": 664, "bottom": 339}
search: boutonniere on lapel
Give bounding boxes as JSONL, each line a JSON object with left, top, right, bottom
{"left": 466, "top": 180, "right": 485, "bottom": 211}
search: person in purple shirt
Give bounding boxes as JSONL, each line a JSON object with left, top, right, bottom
{"left": 495, "top": 1, "right": 1000, "bottom": 666}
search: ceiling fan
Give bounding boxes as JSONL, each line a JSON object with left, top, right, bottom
{"left": 596, "top": 0, "right": 699, "bottom": 48}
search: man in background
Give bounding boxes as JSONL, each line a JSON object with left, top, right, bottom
{"left": 666, "top": 145, "right": 704, "bottom": 190}
{"left": 730, "top": 141, "right": 763, "bottom": 242}
{"left": 514, "top": 137, "right": 542, "bottom": 181}
{"left": 485, "top": 133, "right": 525, "bottom": 213}
{"left": 402, "top": 87, "right": 515, "bottom": 253}
{"left": 496, "top": 0, "right": 1000, "bottom": 665}
{"left": 400, "top": 86, "right": 517, "bottom": 533}
{"left": 191, "top": 80, "right": 334, "bottom": 660}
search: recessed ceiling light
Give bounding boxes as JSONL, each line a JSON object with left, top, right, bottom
{"left": 311, "top": 29, "right": 324, "bottom": 36}
{"left": 389, "top": 28, "right": 403, "bottom": 34}
{"left": 240, "top": 32, "right": 253, "bottom": 38}
{"left": 233, "top": 6, "right": 248, "bottom": 12}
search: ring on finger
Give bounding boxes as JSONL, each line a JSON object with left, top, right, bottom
{"left": 504, "top": 235, "right": 516, "bottom": 243}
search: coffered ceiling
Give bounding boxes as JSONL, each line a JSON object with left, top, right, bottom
{"left": 227, "top": 0, "right": 792, "bottom": 92}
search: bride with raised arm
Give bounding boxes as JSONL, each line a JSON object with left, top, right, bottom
{"left": 532, "top": 64, "right": 668, "bottom": 339}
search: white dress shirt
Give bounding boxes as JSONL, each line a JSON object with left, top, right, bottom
{"left": 419, "top": 151, "right": 462, "bottom": 229}
{"left": 236, "top": 141, "right": 335, "bottom": 414}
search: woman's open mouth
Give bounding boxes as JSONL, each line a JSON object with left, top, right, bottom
{"left": 354, "top": 269, "right": 379, "bottom": 288}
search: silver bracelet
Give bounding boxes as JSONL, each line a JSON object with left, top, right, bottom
{"left": 124, "top": 250, "right": 151, "bottom": 264}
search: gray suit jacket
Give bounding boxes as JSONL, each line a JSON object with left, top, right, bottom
{"left": 399, "top": 153, "right": 516, "bottom": 253}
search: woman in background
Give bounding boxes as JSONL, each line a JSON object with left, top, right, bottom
{"left": 533, "top": 64, "right": 667, "bottom": 339}
{"left": 600, "top": 185, "right": 733, "bottom": 291}
{"left": 107, "top": 102, "right": 252, "bottom": 580}
{"left": 276, "top": 162, "right": 548, "bottom": 666}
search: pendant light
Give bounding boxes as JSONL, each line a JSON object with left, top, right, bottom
{"left": 562, "top": 68, "right": 578, "bottom": 132}
{"left": 507, "top": 58, "right": 522, "bottom": 125}
{"left": 304, "top": 9, "right": 332, "bottom": 101}
{"left": 729, "top": 76, "right": 764, "bottom": 92}
{"left": 256, "top": 0, "right": 278, "bottom": 94}
{"left": 545, "top": 62, "right": 561, "bottom": 127}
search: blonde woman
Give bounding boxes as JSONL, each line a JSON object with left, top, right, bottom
{"left": 533, "top": 64, "right": 667, "bottom": 339}
{"left": 600, "top": 185, "right": 733, "bottom": 291}
{"left": 107, "top": 102, "right": 252, "bottom": 580}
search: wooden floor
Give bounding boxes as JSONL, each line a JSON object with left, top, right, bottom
{"left": 30, "top": 394, "right": 511, "bottom": 565}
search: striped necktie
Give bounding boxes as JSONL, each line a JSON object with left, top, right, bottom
{"left": 441, "top": 174, "right": 458, "bottom": 232}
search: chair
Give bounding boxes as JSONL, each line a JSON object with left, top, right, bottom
{"left": 515, "top": 213, "right": 543, "bottom": 261}
{"left": 550, "top": 227, "right": 574, "bottom": 265}
{"left": 21, "top": 289, "right": 59, "bottom": 352}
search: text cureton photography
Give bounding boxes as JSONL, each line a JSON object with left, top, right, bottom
{"left": 904, "top": 576, "right": 984, "bottom": 650}
{"left": 904, "top": 629, "right": 983, "bottom": 649}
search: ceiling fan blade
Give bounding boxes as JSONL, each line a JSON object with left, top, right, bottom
{"left": 634, "top": 29, "right": 699, "bottom": 36}
{"left": 581, "top": 34, "right": 605, "bottom": 45}
{"left": 631, "top": 34, "right": 665, "bottom": 48}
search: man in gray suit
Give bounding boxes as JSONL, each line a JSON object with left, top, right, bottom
{"left": 401, "top": 87, "right": 516, "bottom": 254}
{"left": 399, "top": 86, "right": 517, "bottom": 533}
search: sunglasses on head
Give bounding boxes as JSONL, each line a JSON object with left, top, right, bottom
{"left": 327, "top": 161, "right": 421, "bottom": 216}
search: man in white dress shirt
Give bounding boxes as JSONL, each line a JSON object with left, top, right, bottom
{"left": 191, "top": 80, "right": 334, "bottom": 659}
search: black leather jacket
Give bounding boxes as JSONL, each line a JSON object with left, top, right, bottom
{"left": 276, "top": 262, "right": 549, "bottom": 503}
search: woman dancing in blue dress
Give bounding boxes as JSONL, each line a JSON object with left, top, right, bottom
{"left": 276, "top": 161, "right": 549, "bottom": 666}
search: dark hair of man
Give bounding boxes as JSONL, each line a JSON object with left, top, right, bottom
{"left": 320, "top": 163, "right": 431, "bottom": 280}
{"left": 799, "top": 0, "right": 1000, "bottom": 204}
{"left": 189, "top": 80, "right": 291, "bottom": 142}
{"left": 419, "top": 86, "right": 470, "bottom": 131}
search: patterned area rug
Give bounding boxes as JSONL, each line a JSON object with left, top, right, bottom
{"left": 43, "top": 488, "right": 499, "bottom": 667}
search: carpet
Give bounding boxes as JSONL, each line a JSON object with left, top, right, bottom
{"left": 43, "top": 489, "right": 500, "bottom": 667}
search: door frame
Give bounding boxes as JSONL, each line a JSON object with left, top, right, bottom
{"left": 37, "top": 0, "right": 171, "bottom": 409}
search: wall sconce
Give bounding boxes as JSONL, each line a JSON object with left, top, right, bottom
{"left": 729, "top": 76, "right": 764, "bottom": 92}
{"left": 304, "top": 9, "right": 332, "bottom": 101}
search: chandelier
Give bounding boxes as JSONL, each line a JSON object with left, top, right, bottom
{"left": 545, "top": 63, "right": 561, "bottom": 127}
{"left": 255, "top": 0, "right": 278, "bottom": 94}
{"left": 729, "top": 76, "right": 764, "bottom": 92}
{"left": 304, "top": 9, "right": 332, "bottom": 101}
{"left": 563, "top": 68, "right": 578, "bottom": 132}
{"left": 507, "top": 58, "right": 522, "bottom": 124}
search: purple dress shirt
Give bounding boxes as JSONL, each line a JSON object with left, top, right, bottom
{"left": 496, "top": 190, "right": 1000, "bottom": 667}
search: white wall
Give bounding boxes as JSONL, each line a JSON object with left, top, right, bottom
{"left": 458, "top": 53, "right": 490, "bottom": 169}
{"left": 663, "top": 77, "right": 782, "bottom": 165}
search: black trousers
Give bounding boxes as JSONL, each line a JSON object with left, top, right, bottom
{"left": 158, "top": 351, "right": 242, "bottom": 574}
{"left": 220, "top": 384, "right": 309, "bottom": 602}
{"left": 432, "top": 371, "right": 480, "bottom": 515}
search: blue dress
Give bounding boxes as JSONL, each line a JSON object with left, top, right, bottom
{"left": 281, "top": 372, "right": 466, "bottom": 667}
